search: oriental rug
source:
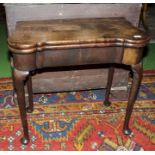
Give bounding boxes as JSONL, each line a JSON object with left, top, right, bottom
{"left": 0, "top": 75, "right": 155, "bottom": 151}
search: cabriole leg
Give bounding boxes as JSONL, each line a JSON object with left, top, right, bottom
{"left": 13, "top": 68, "right": 30, "bottom": 145}
{"left": 123, "top": 63, "right": 143, "bottom": 135}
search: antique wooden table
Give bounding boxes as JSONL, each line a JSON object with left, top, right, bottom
{"left": 8, "top": 17, "right": 149, "bottom": 145}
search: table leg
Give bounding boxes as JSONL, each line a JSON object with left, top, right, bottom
{"left": 13, "top": 68, "right": 30, "bottom": 145}
{"left": 123, "top": 63, "right": 143, "bottom": 135}
{"left": 10, "top": 58, "right": 18, "bottom": 105}
{"left": 104, "top": 67, "right": 114, "bottom": 106}
{"left": 26, "top": 75, "right": 33, "bottom": 113}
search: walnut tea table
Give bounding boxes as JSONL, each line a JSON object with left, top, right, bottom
{"left": 8, "top": 17, "right": 150, "bottom": 145}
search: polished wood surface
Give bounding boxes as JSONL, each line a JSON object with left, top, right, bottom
{"left": 8, "top": 18, "right": 149, "bottom": 53}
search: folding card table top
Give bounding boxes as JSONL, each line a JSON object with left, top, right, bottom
{"left": 8, "top": 17, "right": 150, "bottom": 144}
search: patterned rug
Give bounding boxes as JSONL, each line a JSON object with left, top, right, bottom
{"left": 0, "top": 76, "right": 155, "bottom": 151}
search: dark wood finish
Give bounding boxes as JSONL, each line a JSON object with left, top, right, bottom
{"left": 124, "top": 63, "right": 143, "bottom": 134}
{"left": 26, "top": 75, "right": 33, "bottom": 113}
{"left": 8, "top": 18, "right": 149, "bottom": 54}
{"left": 104, "top": 67, "right": 115, "bottom": 106}
{"left": 13, "top": 69, "right": 30, "bottom": 144}
{"left": 8, "top": 17, "right": 150, "bottom": 145}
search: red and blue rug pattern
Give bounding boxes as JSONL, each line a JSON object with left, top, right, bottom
{"left": 0, "top": 76, "right": 155, "bottom": 151}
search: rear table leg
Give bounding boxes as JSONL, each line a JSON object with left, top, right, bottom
{"left": 26, "top": 75, "right": 33, "bottom": 113}
{"left": 104, "top": 67, "right": 114, "bottom": 106}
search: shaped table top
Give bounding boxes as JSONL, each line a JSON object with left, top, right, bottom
{"left": 8, "top": 17, "right": 150, "bottom": 53}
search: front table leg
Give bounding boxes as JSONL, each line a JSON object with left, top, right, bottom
{"left": 13, "top": 68, "right": 30, "bottom": 145}
{"left": 123, "top": 63, "right": 143, "bottom": 135}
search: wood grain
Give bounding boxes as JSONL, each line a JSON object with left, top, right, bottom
{"left": 8, "top": 18, "right": 149, "bottom": 54}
